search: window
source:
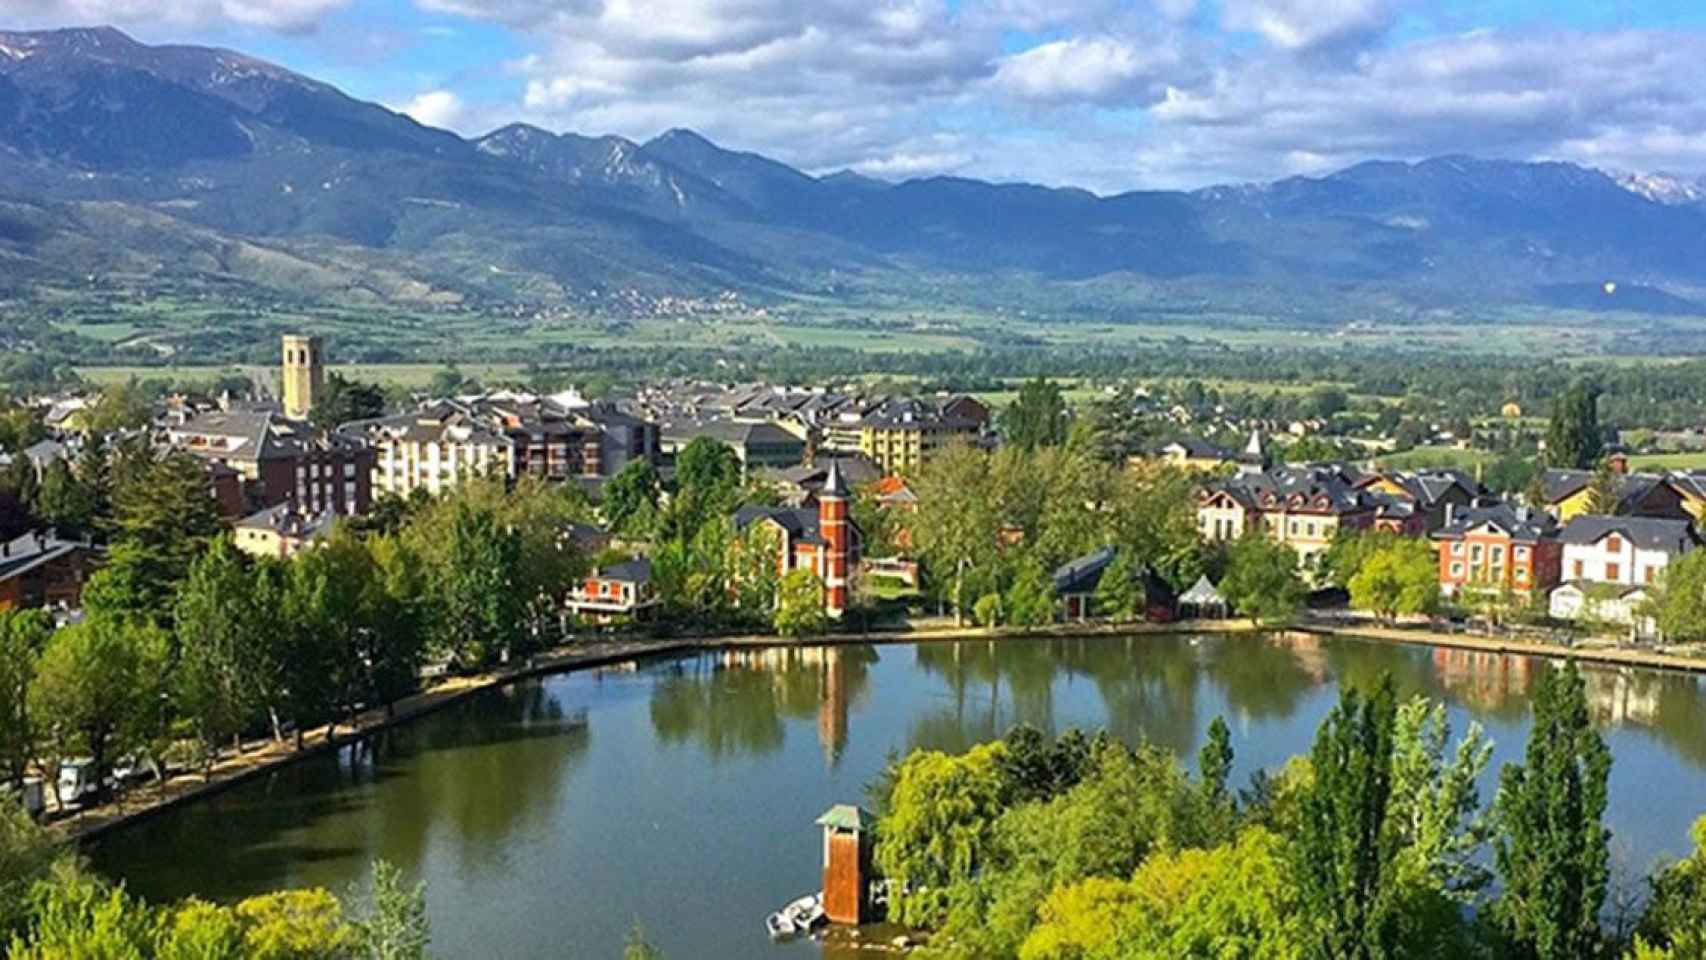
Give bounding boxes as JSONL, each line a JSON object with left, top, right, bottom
{"left": 1606, "top": 562, "right": 1621, "bottom": 582}
{"left": 1645, "top": 566, "right": 1657, "bottom": 584}
{"left": 1514, "top": 546, "right": 1529, "bottom": 561}
{"left": 1451, "top": 542, "right": 1464, "bottom": 556}
{"left": 1573, "top": 560, "right": 1584, "bottom": 579}
{"left": 1450, "top": 562, "right": 1464, "bottom": 577}
{"left": 1606, "top": 535, "right": 1623, "bottom": 553}
{"left": 1471, "top": 544, "right": 1484, "bottom": 562}
{"left": 1491, "top": 546, "right": 1505, "bottom": 564}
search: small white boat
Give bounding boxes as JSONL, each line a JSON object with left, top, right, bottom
{"left": 784, "top": 893, "right": 825, "bottom": 930}
{"left": 766, "top": 912, "right": 796, "bottom": 940}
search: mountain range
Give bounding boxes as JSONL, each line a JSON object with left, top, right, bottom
{"left": 3, "top": 25, "right": 1706, "bottom": 320}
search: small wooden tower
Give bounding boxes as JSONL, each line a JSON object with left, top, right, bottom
{"left": 817, "top": 804, "right": 876, "bottom": 925}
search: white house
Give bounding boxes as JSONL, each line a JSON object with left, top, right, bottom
{"left": 1550, "top": 516, "right": 1700, "bottom": 638}
{"left": 1557, "top": 516, "right": 1700, "bottom": 588}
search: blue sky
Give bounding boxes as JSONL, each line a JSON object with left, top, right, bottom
{"left": 5, "top": 0, "right": 1706, "bottom": 191}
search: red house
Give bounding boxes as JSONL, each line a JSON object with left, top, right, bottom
{"left": 1432, "top": 503, "right": 1563, "bottom": 599}
{"left": 734, "top": 461, "right": 860, "bottom": 617}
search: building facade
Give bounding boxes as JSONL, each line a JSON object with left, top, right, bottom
{"left": 733, "top": 462, "right": 861, "bottom": 618}
{"left": 281, "top": 334, "right": 325, "bottom": 421}
{"left": 1433, "top": 503, "right": 1563, "bottom": 598}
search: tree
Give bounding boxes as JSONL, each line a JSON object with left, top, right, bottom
{"left": 1107, "top": 461, "right": 1204, "bottom": 588}
{"left": 1006, "top": 553, "right": 1058, "bottom": 628}
{"left": 1220, "top": 535, "right": 1304, "bottom": 627}
{"left": 1347, "top": 539, "right": 1440, "bottom": 622}
{"left": 1001, "top": 377, "right": 1070, "bottom": 451}
{"left": 911, "top": 443, "right": 998, "bottom": 624}
{"left": 80, "top": 381, "right": 152, "bottom": 436}
{"left": 668, "top": 437, "right": 741, "bottom": 541}
{"left": 0, "top": 800, "right": 62, "bottom": 935}
{"left": 0, "top": 610, "right": 50, "bottom": 791}
{"left": 1635, "top": 816, "right": 1706, "bottom": 957}
{"left": 1295, "top": 678, "right": 1401, "bottom": 960}
{"left": 365, "top": 535, "right": 428, "bottom": 716}
{"left": 309, "top": 373, "right": 386, "bottom": 432}
{"left": 728, "top": 523, "right": 782, "bottom": 620}
{"left": 774, "top": 568, "right": 828, "bottom": 637}
{"left": 1319, "top": 529, "right": 1391, "bottom": 589}
{"left": 1649, "top": 551, "right": 1706, "bottom": 643}
{"left": 1020, "top": 827, "right": 1303, "bottom": 960}
{"left": 354, "top": 860, "right": 430, "bottom": 960}
{"left": 173, "top": 538, "right": 261, "bottom": 771}
{"left": 1584, "top": 460, "right": 1623, "bottom": 516}
{"left": 602, "top": 459, "right": 663, "bottom": 538}
{"left": 1494, "top": 662, "right": 1612, "bottom": 960}
{"left": 1198, "top": 716, "right": 1234, "bottom": 812}
{"left": 875, "top": 742, "right": 1012, "bottom": 928}
{"left": 434, "top": 503, "right": 525, "bottom": 667}
{"left": 29, "top": 612, "right": 170, "bottom": 803}
{"left": 32, "top": 458, "right": 98, "bottom": 540}
{"left": 1545, "top": 382, "right": 1603, "bottom": 470}
{"left": 100, "top": 450, "right": 225, "bottom": 622}
{"left": 1387, "top": 698, "right": 1493, "bottom": 902}
{"left": 234, "top": 889, "right": 360, "bottom": 959}
{"left": 1094, "top": 549, "right": 1145, "bottom": 622}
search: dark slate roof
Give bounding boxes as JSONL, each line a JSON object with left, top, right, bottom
{"left": 597, "top": 558, "right": 652, "bottom": 583}
{"left": 1433, "top": 502, "right": 1560, "bottom": 542}
{"left": 1163, "top": 438, "right": 1236, "bottom": 460}
{"left": 235, "top": 503, "right": 338, "bottom": 539}
{"left": 1558, "top": 515, "right": 1701, "bottom": 553}
{"left": 733, "top": 504, "right": 823, "bottom": 544}
{"left": 1053, "top": 546, "right": 1117, "bottom": 595}
{"left": 1540, "top": 469, "right": 1672, "bottom": 513}
{"left": 0, "top": 532, "right": 88, "bottom": 584}
{"left": 1203, "top": 464, "right": 1376, "bottom": 516}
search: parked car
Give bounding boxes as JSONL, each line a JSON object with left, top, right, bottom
{"left": 58, "top": 760, "right": 103, "bottom": 805}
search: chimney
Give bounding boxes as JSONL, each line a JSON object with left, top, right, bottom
{"left": 1444, "top": 503, "right": 1455, "bottom": 527}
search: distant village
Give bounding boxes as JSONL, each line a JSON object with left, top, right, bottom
{"left": 3, "top": 333, "right": 1701, "bottom": 647}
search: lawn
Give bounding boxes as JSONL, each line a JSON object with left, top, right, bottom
{"left": 1375, "top": 446, "right": 1495, "bottom": 472}
{"left": 1628, "top": 452, "right": 1706, "bottom": 471}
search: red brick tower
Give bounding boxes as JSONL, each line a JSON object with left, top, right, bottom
{"left": 820, "top": 459, "right": 850, "bottom": 618}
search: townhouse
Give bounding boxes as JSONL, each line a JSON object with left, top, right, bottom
{"left": 1432, "top": 502, "right": 1563, "bottom": 598}
{"left": 1547, "top": 515, "right": 1700, "bottom": 638}
{"left": 166, "top": 408, "right": 375, "bottom": 516}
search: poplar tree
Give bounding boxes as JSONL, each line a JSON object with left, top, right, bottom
{"left": 1295, "top": 677, "right": 1401, "bottom": 960}
{"left": 1493, "top": 662, "right": 1611, "bottom": 960}
{"left": 1545, "top": 382, "right": 1603, "bottom": 470}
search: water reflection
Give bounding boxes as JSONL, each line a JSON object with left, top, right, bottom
{"left": 648, "top": 646, "right": 877, "bottom": 767}
{"left": 90, "top": 681, "right": 593, "bottom": 902}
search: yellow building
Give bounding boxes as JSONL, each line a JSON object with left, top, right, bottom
{"left": 856, "top": 401, "right": 982, "bottom": 474}
{"left": 281, "top": 334, "right": 325, "bottom": 421}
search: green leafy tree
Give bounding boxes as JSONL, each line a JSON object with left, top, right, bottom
{"left": 911, "top": 444, "right": 998, "bottom": 624}
{"left": 173, "top": 538, "right": 262, "bottom": 772}
{"left": 1545, "top": 382, "right": 1603, "bottom": 470}
{"left": 354, "top": 860, "right": 430, "bottom": 960}
{"left": 1319, "top": 529, "right": 1392, "bottom": 589}
{"left": 1295, "top": 678, "right": 1401, "bottom": 960}
{"left": 1001, "top": 377, "right": 1069, "bottom": 451}
{"left": 668, "top": 437, "right": 742, "bottom": 541}
{"left": 602, "top": 459, "right": 663, "bottom": 538}
{"left": 624, "top": 923, "right": 663, "bottom": 960}
{"left": 1584, "top": 460, "right": 1623, "bottom": 516}
{"left": 434, "top": 503, "right": 525, "bottom": 668}
{"left": 80, "top": 381, "right": 152, "bottom": 436}
{"left": 365, "top": 535, "right": 428, "bottom": 717}
{"left": 1199, "top": 716, "right": 1234, "bottom": 814}
{"left": 309, "top": 373, "right": 386, "bottom": 431}
{"left": 100, "top": 450, "right": 225, "bottom": 622}
{"left": 1220, "top": 535, "right": 1304, "bottom": 627}
{"left": 1650, "top": 551, "right": 1706, "bottom": 643}
{"left": 29, "top": 611, "right": 170, "bottom": 803}
{"left": 1387, "top": 698, "right": 1494, "bottom": 901}
{"left": 0, "top": 801, "right": 62, "bottom": 935}
{"left": 1094, "top": 549, "right": 1145, "bottom": 622}
{"left": 32, "top": 459, "right": 99, "bottom": 540}
{"left": 1494, "top": 662, "right": 1612, "bottom": 960}
{"left": 875, "top": 742, "right": 1012, "bottom": 928}
{"left": 1635, "top": 816, "right": 1706, "bottom": 957}
{"left": 0, "top": 610, "right": 50, "bottom": 791}
{"left": 1019, "top": 827, "right": 1304, "bottom": 960}
{"left": 774, "top": 568, "right": 828, "bottom": 638}
{"left": 1006, "top": 554, "right": 1059, "bottom": 628}
{"left": 1347, "top": 539, "right": 1440, "bottom": 622}
{"left": 1108, "top": 461, "right": 1207, "bottom": 588}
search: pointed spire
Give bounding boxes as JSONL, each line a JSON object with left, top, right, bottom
{"left": 823, "top": 457, "right": 848, "bottom": 498}
{"left": 1245, "top": 429, "right": 1264, "bottom": 459}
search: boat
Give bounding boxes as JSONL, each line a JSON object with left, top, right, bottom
{"left": 766, "top": 891, "right": 824, "bottom": 939}
{"left": 765, "top": 911, "right": 796, "bottom": 940}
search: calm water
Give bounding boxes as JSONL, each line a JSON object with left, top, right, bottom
{"left": 92, "top": 634, "right": 1706, "bottom": 959}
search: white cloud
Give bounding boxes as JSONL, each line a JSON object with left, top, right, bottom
{"left": 396, "top": 89, "right": 466, "bottom": 130}
{"left": 991, "top": 35, "right": 1178, "bottom": 104}
{"left": 1221, "top": 0, "right": 1403, "bottom": 51}
{"left": 10, "top": 0, "right": 350, "bottom": 32}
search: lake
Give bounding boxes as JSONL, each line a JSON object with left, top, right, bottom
{"left": 90, "top": 633, "right": 1706, "bottom": 959}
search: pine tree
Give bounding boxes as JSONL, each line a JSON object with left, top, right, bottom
{"left": 1545, "top": 382, "right": 1603, "bottom": 470}
{"left": 1493, "top": 662, "right": 1612, "bottom": 960}
{"left": 1296, "top": 677, "right": 1401, "bottom": 960}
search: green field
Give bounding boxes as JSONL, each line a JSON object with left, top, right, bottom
{"left": 1374, "top": 446, "right": 1496, "bottom": 472}
{"left": 1629, "top": 452, "right": 1706, "bottom": 471}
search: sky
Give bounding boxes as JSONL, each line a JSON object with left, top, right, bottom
{"left": 3, "top": 0, "right": 1706, "bottom": 192}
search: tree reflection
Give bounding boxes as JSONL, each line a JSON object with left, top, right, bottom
{"left": 647, "top": 646, "right": 876, "bottom": 765}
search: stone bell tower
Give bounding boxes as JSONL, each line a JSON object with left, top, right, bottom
{"left": 281, "top": 334, "right": 325, "bottom": 421}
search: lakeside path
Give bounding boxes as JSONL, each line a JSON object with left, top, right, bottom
{"left": 62, "top": 616, "right": 1706, "bottom": 844}
{"left": 1300, "top": 621, "right": 1706, "bottom": 676}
